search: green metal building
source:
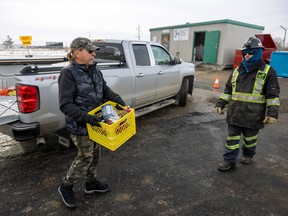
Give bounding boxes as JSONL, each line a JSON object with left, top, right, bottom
{"left": 149, "top": 19, "right": 264, "bottom": 68}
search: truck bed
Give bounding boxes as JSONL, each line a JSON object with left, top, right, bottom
{"left": 0, "top": 96, "right": 19, "bottom": 125}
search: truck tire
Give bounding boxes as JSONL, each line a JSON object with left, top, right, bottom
{"left": 175, "top": 78, "right": 189, "bottom": 106}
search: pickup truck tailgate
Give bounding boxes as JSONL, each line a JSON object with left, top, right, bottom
{"left": 0, "top": 96, "right": 19, "bottom": 125}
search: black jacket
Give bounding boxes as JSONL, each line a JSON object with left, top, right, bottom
{"left": 58, "top": 61, "right": 125, "bottom": 135}
{"left": 216, "top": 60, "right": 280, "bottom": 129}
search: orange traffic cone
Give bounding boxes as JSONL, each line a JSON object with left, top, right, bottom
{"left": 213, "top": 77, "right": 220, "bottom": 89}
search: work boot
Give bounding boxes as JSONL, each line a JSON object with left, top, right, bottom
{"left": 84, "top": 180, "right": 110, "bottom": 194}
{"left": 240, "top": 155, "right": 253, "bottom": 164}
{"left": 58, "top": 183, "right": 77, "bottom": 208}
{"left": 218, "top": 161, "right": 235, "bottom": 171}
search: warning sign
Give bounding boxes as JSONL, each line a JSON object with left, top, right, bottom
{"left": 19, "top": 36, "right": 32, "bottom": 46}
{"left": 21, "top": 41, "right": 32, "bottom": 46}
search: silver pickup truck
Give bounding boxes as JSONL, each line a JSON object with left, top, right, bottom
{"left": 0, "top": 39, "right": 195, "bottom": 146}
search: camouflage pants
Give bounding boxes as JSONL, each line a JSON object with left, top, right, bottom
{"left": 63, "top": 134, "right": 100, "bottom": 186}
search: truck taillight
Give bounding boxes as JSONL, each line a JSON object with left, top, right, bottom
{"left": 16, "top": 84, "right": 40, "bottom": 113}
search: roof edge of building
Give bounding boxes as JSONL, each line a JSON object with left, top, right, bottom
{"left": 149, "top": 19, "right": 265, "bottom": 31}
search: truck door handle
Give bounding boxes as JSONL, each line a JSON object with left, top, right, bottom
{"left": 158, "top": 71, "right": 163, "bottom": 75}
{"left": 137, "top": 73, "right": 144, "bottom": 77}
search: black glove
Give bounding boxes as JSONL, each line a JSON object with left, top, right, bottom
{"left": 115, "top": 104, "right": 124, "bottom": 110}
{"left": 85, "top": 114, "right": 102, "bottom": 127}
{"left": 113, "top": 97, "right": 126, "bottom": 107}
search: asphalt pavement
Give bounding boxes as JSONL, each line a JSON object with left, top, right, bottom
{"left": 0, "top": 68, "right": 287, "bottom": 215}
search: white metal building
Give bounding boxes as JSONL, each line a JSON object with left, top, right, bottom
{"left": 150, "top": 19, "right": 264, "bottom": 68}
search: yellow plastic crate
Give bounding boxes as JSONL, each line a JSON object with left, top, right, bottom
{"left": 87, "top": 101, "right": 136, "bottom": 151}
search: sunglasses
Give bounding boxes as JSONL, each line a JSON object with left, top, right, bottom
{"left": 75, "top": 49, "right": 95, "bottom": 54}
{"left": 243, "top": 50, "right": 255, "bottom": 55}
{"left": 87, "top": 50, "right": 95, "bottom": 54}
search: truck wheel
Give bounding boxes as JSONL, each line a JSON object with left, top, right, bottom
{"left": 175, "top": 79, "right": 189, "bottom": 106}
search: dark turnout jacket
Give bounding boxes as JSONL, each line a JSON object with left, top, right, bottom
{"left": 216, "top": 60, "right": 280, "bottom": 129}
{"left": 58, "top": 61, "right": 125, "bottom": 135}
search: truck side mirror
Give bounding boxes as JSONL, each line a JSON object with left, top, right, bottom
{"left": 172, "top": 56, "right": 182, "bottom": 65}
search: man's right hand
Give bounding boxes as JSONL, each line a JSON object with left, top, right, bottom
{"left": 85, "top": 115, "right": 102, "bottom": 127}
{"left": 216, "top": 107, "right": 224, "bottom": 115}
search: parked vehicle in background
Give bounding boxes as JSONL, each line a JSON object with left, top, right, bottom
{"left": 0, "top": 39, "right": 195, "bottom": 147}
{"left": 233, "top": 34, "right": 277, "bottom": 69}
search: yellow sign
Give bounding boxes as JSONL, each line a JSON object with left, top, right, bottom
{"left": 19, "top": 36, "right": 32, "bottom": 42}
{"left": 19, "top": 36, "right": 32, "bottom": 46}
{"left": 22, "top": 41, "right": 32, "bottom": 46}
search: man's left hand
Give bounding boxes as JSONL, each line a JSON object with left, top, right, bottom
{"left": 263, "top": 116, "right": 277, "bottom": 124}
{"left": 113, "top": 98, "right": 126, "bottom": 106}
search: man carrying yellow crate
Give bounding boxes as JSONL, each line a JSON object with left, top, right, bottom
{"left": 58, "top": 37, "right": 126, "bottom": 208}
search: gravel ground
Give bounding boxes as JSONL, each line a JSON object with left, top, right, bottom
{"left": 0, "top": 68, "right": 287, "bottom": 215}
{"left": 280, "top": 98, "right": 288, "bottom": 113}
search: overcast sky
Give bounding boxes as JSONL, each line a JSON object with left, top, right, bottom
{"left": 1, "top": 0, "right": 287, "bottom": 46}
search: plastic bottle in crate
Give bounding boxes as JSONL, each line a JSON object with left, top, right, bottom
{"left": 101, "top": 104, "right": 119, "bottom": 125}
{"left": 106, "top": 110, "right": 120, "bottom": 125}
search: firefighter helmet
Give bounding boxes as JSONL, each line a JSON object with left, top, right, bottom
{"left": 241, "top": 37, "right": 265, "bottom": 51}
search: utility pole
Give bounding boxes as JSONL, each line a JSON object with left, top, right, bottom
{"left": 136, "top": 25, "right": 141, "bottom": 40}
{"left": 280, "top": 25, "right": 287, "bottom": 49}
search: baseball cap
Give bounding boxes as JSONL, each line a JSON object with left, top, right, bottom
{"left": 70, "top": 37, "right": 99, "bottom": 51}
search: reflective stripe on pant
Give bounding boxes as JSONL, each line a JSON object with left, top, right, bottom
{"left": 223, "top": 124, "right": 259, "bottom": 164}
{"left": 63, "top": 134, "right": 100, "bottom": 186}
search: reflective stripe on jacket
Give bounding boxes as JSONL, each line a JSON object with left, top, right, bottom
{"left": 217, "top": 61, "right": 280, "bottom": 129}
{"left": 231, "top": 64, "right": 268, "bottom": 103}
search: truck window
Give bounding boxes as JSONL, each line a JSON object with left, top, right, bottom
{"left": 132, "top": 44, "right": 151, "bottom": 66}
{"left": 151, "top": 45, "right": 171, "bottom": 65}
{"left": 92, "top": 42, "right": 126, "bottom": 63}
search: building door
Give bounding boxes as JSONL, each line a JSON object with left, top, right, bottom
{"left": 203, "top": 31, "right": 220, "bottom": 63}
{"left": 193, "top": 32, "right": 205, "bottom": 61}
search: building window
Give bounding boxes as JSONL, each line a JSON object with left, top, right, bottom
{"left": 161, "top": 34, "right": 170, "bottom": 50}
